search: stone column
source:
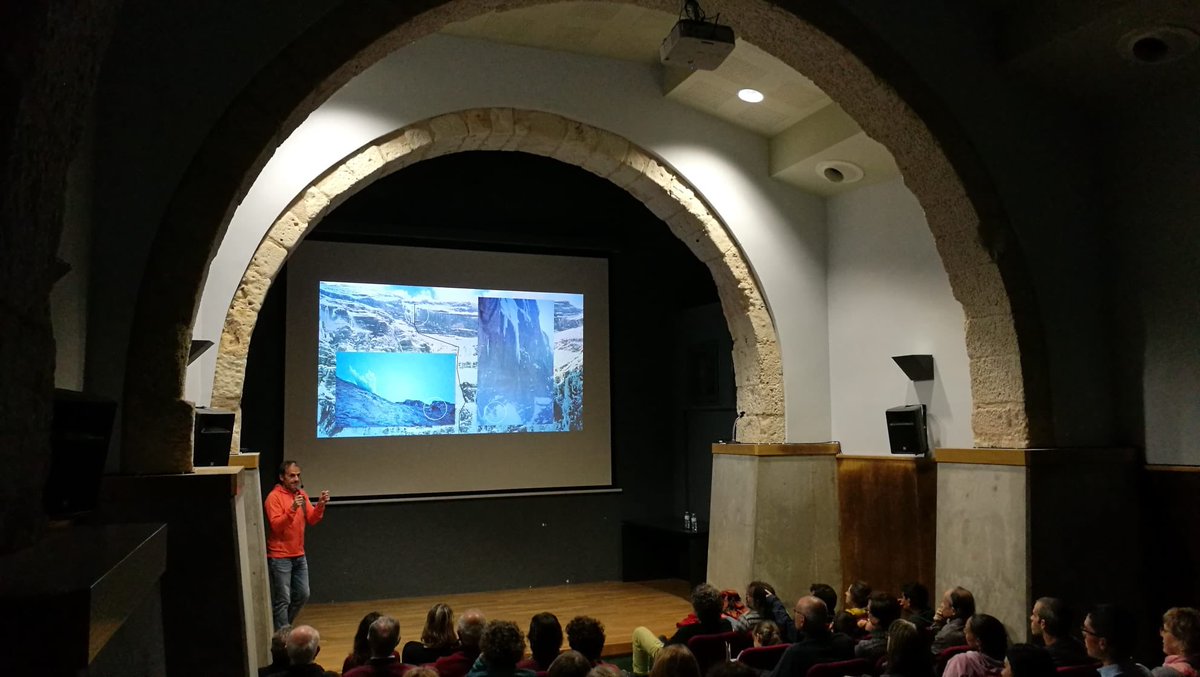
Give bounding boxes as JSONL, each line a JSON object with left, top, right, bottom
{"left": 934, "top": 447, "right": 1138, "bottom": 641}
{"left": 708, "top": 443, "right": 841, "bottom": 604}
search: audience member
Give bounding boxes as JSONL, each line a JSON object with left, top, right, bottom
{"left": 765, "top": 596, "right": 855, "bottom": 677}
{"left": 346, "top": 612, "right": 386, "bottom": 674}
{"left": 810, "top": 584, "right": 839, "bottom": 617}
{"left": 468, "top": 620, "right": 535, "bottom": 677}
{"left": 709, "top": 661, "right": 760, "bottom": 677}
{"left": 284, "top": 625, "right": 338, "bottom": 677}
{"left": 1004, "top": 644, "right": 1056, "bottom": 677}
{"left": 1029, "top": 598, "right": 1090, "bottom": 667}
{"left": 433, "top": 609, "right": 487, "bottom": 677}
{"left": 648, "top": 645, "right": 702, "bottom": 677}
{"left": 567, "top": 616, "right": 608, "bottom": 666}
{"left": 1153, "top": 608, "right": 1200, "bottom": 677}
{"left": 738, "top": 581, "right": 778, "bottom": 630}
{"left": 900, "top": 583, "right": 934, "bottom": 628}
{"left": 856, "top": 592, "right": 903, "bottom": 661}
{"left": 932, "top": 587, "right": 976, "bottom": 654}
{"left": 519, "top": 612, "right": 564, "bottom": 671}
{"left": 753, "top": 620, "right": 783, "bottom": 647}
{"left": 549, "top": 651, "right": 595, "bottom": 677}
{"left": 632, "top": 584, "right": 732, "bottom": 676}
{"left": 882, "top": 619, "right": 933, "bottom": 677}
{"left": 943, "top": 615, "right": 1008, "bottom": 677}
{"left": 262, "top": 625, "right": 292, "bottom": 677}
{"left": 404, "top": 603, "right": 460, "bottom": 665}
{"left": 345, "top": 615, "right": 410, "bottom": 677}
{"left": 834, "top": 581, "right": 872, "bottom": 637}
{"left": 590, "top": 667, "right": 624, "bottom": 677}
{"left": 408, "top": 669, "right": 439, "bottom": 677}
{"left": 1084, "top": 604, "right": 1151, "bottom": 677}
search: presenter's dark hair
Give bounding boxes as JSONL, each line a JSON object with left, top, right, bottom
{"left": 810, "top": 583, "right": 838, "bottom": 614}
{"left": 566, "top": 616, "right": 606, "bottom": 662}
{"left": 1006, "top": 643, "right": 1055, "bottom": 677}
{"left": 528, "top": 612, "right": 564, "bottom": 667}
{"left": 278, "top": 459, "right": 299, "bottom": 478}
{"left": 848, "top": 581, "right": 872, "bottom": 608}
{"left": 901, "top": 582, "right": 930, "bottom": 610}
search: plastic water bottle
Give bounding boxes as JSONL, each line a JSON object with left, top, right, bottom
{"left": 683, "top": 511, "right": 691, "bottom": 531}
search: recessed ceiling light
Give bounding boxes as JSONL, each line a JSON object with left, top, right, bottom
{"left": 815, "top": 160, "right": 864, "bottom": 185}
{"left": 737, "top": 88, "right": 764, "bottom": 103}
{"left": 1118, "top": 26, "right": 1199, "bottom": 65}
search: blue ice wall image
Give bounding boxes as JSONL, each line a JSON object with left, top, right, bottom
{"left": 331, "top": 351, "right": 457, "bottom": 432}
{"left": 476, "top": 297, "right": 555, "bottom": 430}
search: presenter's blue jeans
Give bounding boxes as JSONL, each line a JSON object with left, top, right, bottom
{"left": 268, "top": 555, "right": 310, "bottom": 629}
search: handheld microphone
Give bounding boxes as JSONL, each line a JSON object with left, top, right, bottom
{"left": 731, "top": 411, "right": 746, "bottom": 443}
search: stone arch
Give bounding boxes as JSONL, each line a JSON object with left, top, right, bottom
{"left": 210, "top": 109, "right": 781, "bottom": 447}
{"left": 121, "top": 0, "right": 1050, "bottom": 474}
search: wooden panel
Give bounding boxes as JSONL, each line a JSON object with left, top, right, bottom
{"left": 935, "top": 448, "right": 1137, "bottom": 466}
{"left": 712, "top": 442, "right": 840, "bottom": 457}
{"left": 836, "top": 456, "right": 937, "bottom": 599}
{"left": 295, "top": 579, "right": 692, "bottom": 668}
{"left": 227, "top": 452, "right": 260, "bottom": 469}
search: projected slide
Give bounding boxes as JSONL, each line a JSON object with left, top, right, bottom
{"left": 318, "top": 281, "right": 584, "bottom": 438}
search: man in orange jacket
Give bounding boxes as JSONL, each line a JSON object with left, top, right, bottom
{"left": 265, "top": 459, "right": 329, "bottom": 629}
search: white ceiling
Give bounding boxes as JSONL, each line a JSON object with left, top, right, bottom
{"left": 440, "top": 2, "right": 900, "bottom": 196}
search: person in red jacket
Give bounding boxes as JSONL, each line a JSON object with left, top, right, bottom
{"left": 266, "top": 460, "right": 329, "bottom": 629}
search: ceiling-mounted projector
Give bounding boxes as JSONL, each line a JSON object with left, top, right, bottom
{"left": 660, "top": 18, "right": 735, "bottom": 71}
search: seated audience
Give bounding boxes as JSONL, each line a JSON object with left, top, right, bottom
{"left": 1084, "top": 604, "right": 1151, "bottom": 677}
{"left": 549, "top": 651, "right": 596, "bottom": 677}
{"left": 737, "top": 581, "right": 778, "bottom": 631}
{"left": 345, "top": 615, "right": 410, "bottom": 677}
{"left": 1004, "top": 644, "right": 1056, "bottom": 677}
{"left": 932, "top": 587, "right": 976, "bottom": 654}
{"left": 433, "top": 609, "right": 487, "bottom": 677}
{"left": 1029, "top": 598, "right": 1091, "bottom": 667}
{"left": 834, "top": 581, "right": 871, "bottom": 637}
{"left": 882, "top": 619, "right": 934, "bottom": 677}
{"left": 262, "top": 625, "right": 292, "bottom": 677}
{"left": 632, "top": 584, "right": 733, "bottom": 676}
{"left": 810, "top": 584, "right": 839, "bottom": 624}
{"left": 649, "top": 645, "right": 702, "bottom": 677}
{"left": 754, "top": 620, "right": 783, "bottom": 647}
{"left": 520, "top": 612, "right": 564, "bottom": 671}
{"left": 284, "top": 625, "right": 338, "bottom": 677}
{"left": 765, "top": 596, "right": 854, "bottom": 677}
{"left": 567, "top": 616, "right": 609, "bottom": 666}
{"left": 856, "top": 592, "right": 903, "bottom": 661}
{"left": 943, "top": 615, "right": 1008, "bottom": 677}
{"left": 468, "top": 620, "right": 535, "bottom": 677}
{"left": 1154, "top": 608, "right": 1200, "bottom": 677}
{"left": 346, "top": 612, "right": 386, "bottom": 674}
{"left": 900, "top": 583, "right": 935, "bottom": 629}
{"left": 404, "top": 603, "right": 460, "bottom": 665}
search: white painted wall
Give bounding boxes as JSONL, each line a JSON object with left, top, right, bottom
{"left": 827, "top": 178, "right": 972, "bottom": 453}
{"left": 189, "top": 33, "right": 833, "bottom": 441}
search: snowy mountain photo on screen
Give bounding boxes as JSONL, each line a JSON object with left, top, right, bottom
{"left": 316, "top": 280, "right": 584, "bottom": 438}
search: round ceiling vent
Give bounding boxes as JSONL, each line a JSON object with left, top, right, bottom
{"left": 1118, "top": 26, "right": 1200, "bottom": 65}
{"left": 815, "top": 160, "right": 864, "bottom": 185}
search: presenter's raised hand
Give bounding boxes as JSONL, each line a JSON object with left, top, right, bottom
{"left": 293, "top": 493, "right": 305, "bottom": 510}
{"left": 318, "top": 490, "right": 330, "bottom": 507}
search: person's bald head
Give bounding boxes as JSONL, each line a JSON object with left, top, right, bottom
{"left": 286, "top": 625, "right": 322, "bottom": 665}
{"left": 458, "top": 609, "right": 487, "bottom": 650}
{"left": 794, "top": 596, "right": 830, "bottom": 631}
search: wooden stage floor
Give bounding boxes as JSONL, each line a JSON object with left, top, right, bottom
{"left": 296, "top": 579, "right": 692, "bottom": 670}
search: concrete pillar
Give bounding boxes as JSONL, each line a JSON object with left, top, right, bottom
{"left": 934, "top": 448, "right": 1138, "bottom": 641}
{"left": 230, "top": 454, "right": 272, "bottom": 673}
{"left": 708, "top": 443, "right": 841, "bottom": 604}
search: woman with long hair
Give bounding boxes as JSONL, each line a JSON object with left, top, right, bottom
{"left": 403, "top": 603, "right": 460, "bottom": 665}
{"left": 343, "top": 611, "right": 385, "bottom": 674}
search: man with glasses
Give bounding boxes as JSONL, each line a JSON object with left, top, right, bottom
{"left": 1083, "top": 604, "right": 1151, "bottom": 677}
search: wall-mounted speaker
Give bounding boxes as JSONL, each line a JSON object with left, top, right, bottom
{"left": 886, "top": 404, "right": 928, "bottom": 455}
{"left": 194, "top": 408, "right": 234, "bottom": 467}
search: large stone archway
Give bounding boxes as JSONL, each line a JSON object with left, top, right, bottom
{"left": 120, "top": 0, "right": 1051, "bottom": 474}
{"left": 209, "top": 109, "right": 782, "bottom": 447}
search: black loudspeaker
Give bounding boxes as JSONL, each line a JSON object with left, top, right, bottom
{"left": 193, "top": 408, "right": 235, "bottom": 467}
{"left": 886, "top": 404, "right": 928, "bottom": 455}
{"left": 44, "top": 389, "right": 117, "bottom": 518}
